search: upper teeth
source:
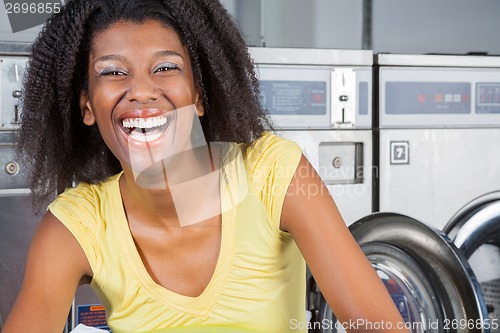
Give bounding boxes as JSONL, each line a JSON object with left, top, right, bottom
{"left": 122, "top": 115, "right": 167, "bottom": 128}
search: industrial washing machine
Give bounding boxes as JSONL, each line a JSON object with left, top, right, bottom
{"left": 0, "top": 42, "right": 41, "bottom": 328}
{"left": 0, "top": 41, "right": 37, "bottom": 328}
{"left": 0, "top": 42, "right": 104, "bottom": 332}
{"left": 375, "top": 53, "right": 500, "bottom": 331}
{"left": 250, "top": 47, "right": 374, "bottom": 225}
{"left": 250, "top": 47, "right": 377, "bottom": 332}
{"left": 251, "top": 48, "right": 492, "bottom": 333}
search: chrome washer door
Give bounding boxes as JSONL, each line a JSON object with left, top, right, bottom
{"left": 445, "top": 195, "right": 500, "bottom": 333}
{"left": 310, "top": 213, "right": 489, "bottom": 333}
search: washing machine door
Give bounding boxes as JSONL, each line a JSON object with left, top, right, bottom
{"left": 309, "top": 213, "right": 489, "bottom": 333}
{"left": 444, "top": 194, "right": 500, "bottom": 333}
{"left": 444, "top": 194, "right": 500, "bottom": 258}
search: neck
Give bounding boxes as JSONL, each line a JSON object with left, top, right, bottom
{"left": 118, "top": 143, "right": 222, "bottom": 229}
{"left": 119, "top": 166, "right": 179, "bottom": 229}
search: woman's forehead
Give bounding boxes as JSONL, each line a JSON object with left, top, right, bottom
{"left": 89, "top": 19, "right": 186, "bottom": 57}
{"left": 91, "top": 19, "right": 181, "bottom": 46}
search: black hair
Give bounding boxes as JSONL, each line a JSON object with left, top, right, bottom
{"left": 18, "top": 0, "right": 271, "bottom": 209}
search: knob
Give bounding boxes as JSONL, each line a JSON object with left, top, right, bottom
{"left": 332, "top": 157, "right": 342, "bottom": 168}
{"left": 339, "top": 95, "right": 348, "bottom": 102}
{"left": 12, "top": 90, "right": 23, "bottom": 98}
{"left": 5, "top": 161, "right": 19, "bottom": 175}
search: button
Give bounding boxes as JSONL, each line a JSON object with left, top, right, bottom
{"left": 332, "top": 157, "right": 342, "bottom": 168}
{"left": 5, "top": 162, "right": 19, "bottom": 175}
{"left": 12, "top": 90, "right": 23, "bottom": 98}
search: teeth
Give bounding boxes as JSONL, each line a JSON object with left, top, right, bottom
{"left": 122, "top": 115, "right": 167, "bottom": 129}
{"left": 129, "top": 130, "right": 162, "bottom": 142}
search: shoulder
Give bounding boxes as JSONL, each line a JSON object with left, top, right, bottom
{"left": 243, "top": 131, "right": 303, "bottom": 203}
{"left": 245, "top": 132, "right": 301, "bottom": 160}
{"left": 44, "top": 174, "right": 122, "bottom": 276}
{"left": 244, "top": 132, "right": 302, "bottom": 178}
{"left": 50, "top": 173, "right": 121, "bottom": 205}
{"left": 48, "top": 172, "right": 121, "bottom": 227}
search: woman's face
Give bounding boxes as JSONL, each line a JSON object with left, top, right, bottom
{"left": 80, "top": 19, "right": 203, "bottom": 169}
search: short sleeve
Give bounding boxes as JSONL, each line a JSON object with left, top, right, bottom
{"left": 245, "top": 132, "right": 302, "bottom": 232}
{"left": 48, "top": 184, "right": 102, "bottom": 275}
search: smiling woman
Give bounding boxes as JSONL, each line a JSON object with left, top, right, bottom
{"left": 80, "top": 20, "right": 203, "bottom": 168}
{"left": 5, "top": 0, "right": 409, "bottom": 333}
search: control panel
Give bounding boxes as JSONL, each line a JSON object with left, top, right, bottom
{"left": 250, "top": 47, "right": 373, "bottom": 130}
{"left": 257, "top": 65, "right": 372, "bottom": 129}
{"left": 379, "top": 67, "right": 500, "bottom": 128}
{"left": 385, "top": 82, "right": 471, "bottom": 115}
{"left": 260, "top": 78, "right": 327, "bottom": 116}
{"left": 477, "top": 83, "right": 500, "bottom": 113}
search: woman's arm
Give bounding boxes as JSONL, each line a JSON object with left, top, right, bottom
{"left": 2, "top": 211, "right": 92, "bottom": 333}
{"left": 281, "top": 155, "right": 410, "bottom": 333}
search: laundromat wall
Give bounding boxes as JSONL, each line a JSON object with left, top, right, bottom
{"left": 220, "top": 0, "right": 500, "bottom": 54}
{"left": 3, "top": 0, "right": 500, "bottom": 54}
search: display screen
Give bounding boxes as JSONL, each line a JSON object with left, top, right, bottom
{"left": 476, "top": 83, "right": 500, "bottom": 113}
{"left": 260, "top": 80, "right": 327, "bottom": 116}
{"left": 385, "top": 82, "right": 471, "bottom": 114}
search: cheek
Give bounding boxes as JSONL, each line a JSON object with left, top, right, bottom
{"left": 87, "top": 97, "right": 119, "bottom": 142}
{"left": 90, "top": 91, "right": 120, "bottom": 122}
{"left": 164, "top": 77, "right": 198, "bottom": 105}
{"left": 93, "top": 122, "right": 113, "bottom": 144}
{"left": 89, "top": 77, "right": 126, "bottom": 105}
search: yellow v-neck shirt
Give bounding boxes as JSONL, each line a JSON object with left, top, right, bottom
{"left": 49, "top": 132, "right": 306, "bottom": 333}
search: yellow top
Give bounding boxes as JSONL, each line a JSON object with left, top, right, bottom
{"left": 49, "top": 132, "right": 306, "bottom": 333}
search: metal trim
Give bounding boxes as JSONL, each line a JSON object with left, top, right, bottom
{"left": 0, "top": 188, "right": 30, "bottom": 196}
{"left": 0, "top": 42, "right": 32, "bottom": 56}
{"left": 375, "top": 53, "right": 500, "bottom": 68}
{"left": 249, "top": 47, "right": 373, "bottom": 66}
{"left": 350, "top": 213, "right": 490, "bottom": 333}
{"left": 445, "top": 197, "right": 500, "bottom": 258}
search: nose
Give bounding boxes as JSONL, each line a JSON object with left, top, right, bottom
{"left": 126, "top": 75, "right": 161, "bottom": 104}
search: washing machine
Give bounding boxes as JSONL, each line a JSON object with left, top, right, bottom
{"left": 0, "top": 42, "right": 42, "bottom": 328}
{"left": 249, "top": 47, "right": 374, "bottom": 225}
{"left": 250, "top": 47, "right": 377, "bottom": 332}
{"left": 0, "top": 41, "right": 35, "bottom": 327}
{"left": 375, "top": 53, "right": 500, "bottom": 331}
{"left": 0, "top": 42, "right": 105, "bottom": 332}
{"left": 250, "top": 48, "right": 492, "bottom": 333}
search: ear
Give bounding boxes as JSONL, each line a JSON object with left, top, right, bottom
{"left": 195, "top": 87, "right": 204, "bottom": 117}
{"left": 80, "top": 90, "right": 96, "bottom": 126}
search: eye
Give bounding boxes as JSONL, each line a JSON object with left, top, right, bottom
{"left": 153, "top": 62, "right": 179, "bottom": 73}
{"left": 98, "top": 68, "right": 129, "bottom": 76}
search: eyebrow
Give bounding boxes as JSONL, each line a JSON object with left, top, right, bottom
{"left": 93, "top": 54, "right": 124, "bottom": 64}
{"left": 93, "top": 50, "right": 184, "bottom": 65}
{"left": 154, "top": 50, "right": 184, "bottom": 60}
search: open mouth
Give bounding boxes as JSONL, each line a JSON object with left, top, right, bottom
{"left": 122, "top": 114, "right": 171, "bottom": 143}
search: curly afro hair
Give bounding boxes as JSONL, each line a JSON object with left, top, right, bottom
{"left": 18, "top": 0, "right": 272, "bottom": 209}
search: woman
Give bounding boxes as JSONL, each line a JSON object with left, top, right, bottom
{"left": 4, "top": 0, "right": 408, "bottom": 332}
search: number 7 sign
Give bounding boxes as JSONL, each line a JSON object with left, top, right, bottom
{"left": 390, "top": 141, "right": 410, "bottom": 165}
